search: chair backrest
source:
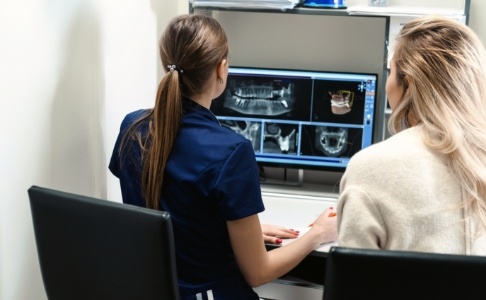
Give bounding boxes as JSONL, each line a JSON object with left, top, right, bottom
{"left": 323, "top": 246, "right": 486, "bottom": 300}
{"left": 28, "top": 185, "right": 180, "bottom": 300}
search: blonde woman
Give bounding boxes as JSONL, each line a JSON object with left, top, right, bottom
{"left": 337, "top": 15, "right": 486, "bottom": 255}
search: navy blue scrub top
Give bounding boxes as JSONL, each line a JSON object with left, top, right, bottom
{"left": 109, "top": 97, "right": 264, "bottom": 298}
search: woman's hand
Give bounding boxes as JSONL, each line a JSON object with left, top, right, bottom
{"left": 261, "top": 224, "right": 299, "bottom": 244}
{"left": 307, "top": 207, "right": 338, "bottom": 244}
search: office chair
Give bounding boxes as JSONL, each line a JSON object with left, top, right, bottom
{"left": 28, "top": 185, "right": 180, "bottom": 300}
{"left": 323, "top": 246, "right": 486, "bottom": 300}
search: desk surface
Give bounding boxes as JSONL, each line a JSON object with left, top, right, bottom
{"left": 259, "top": 190, "right": 338, "bottom": 257}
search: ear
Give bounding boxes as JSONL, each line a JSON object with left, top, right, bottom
{"left": 216, "top": 58, "right": 228, "bottom": 81}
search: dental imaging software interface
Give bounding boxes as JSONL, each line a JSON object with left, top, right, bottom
{"left": 210, "top": 67, "right": 378, "bottom": 171}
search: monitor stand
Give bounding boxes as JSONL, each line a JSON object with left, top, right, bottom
{"left": 260, "top": 169, "right": 304, "bottom": 187}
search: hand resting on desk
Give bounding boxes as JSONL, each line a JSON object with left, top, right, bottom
{"left": 264, "top": 208, "right": 339, "bottom": 252}
{"left": 261, "top": 224, "right": 300, "bottom": 244}
{"left": 261, "top": 208, "right": 337, "bottom": 245}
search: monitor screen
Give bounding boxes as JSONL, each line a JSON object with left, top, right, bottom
{"left": 210, "top": 66, "right": 378, "bottom": 172}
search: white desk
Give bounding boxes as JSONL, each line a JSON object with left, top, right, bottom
{"left": 256, "top": 189, "right": 338, "bottom": 300}
{"left": 259, "top": 189, "right": 339, "bottom": 255}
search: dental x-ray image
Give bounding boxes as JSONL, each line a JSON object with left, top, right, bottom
{"left": 300, "top": 125, "right": 363, "bottom": 158}
{"left": 223, "top": 76, "right": 294, "bottom": 116}
{"left": 263, "top": 123, "right": 298, "bottom": 154}
{"left": 315, "top": 126, "right": 348, "bottom": 156}
{"left": 211, "top": 73, "right": 313, "bottom": 121}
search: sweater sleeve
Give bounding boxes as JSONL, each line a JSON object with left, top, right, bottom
{"left": 337, "top": 183, "right": 387, "bottom": 249}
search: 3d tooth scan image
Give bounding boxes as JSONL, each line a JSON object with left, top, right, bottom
{"left": 263, "top": 123, "right": 297, "bottom": 154}
{"left": 222, "top": 76, "right": 295, "bottom": 116}
{"left": 312, "top": 79, "right": 366, "bottom": 125}
{"left": 329, "top": 90, "right": 354, "bottom": 115}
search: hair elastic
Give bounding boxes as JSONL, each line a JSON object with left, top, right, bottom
{"left": 167, "top": 64, "right": 183, "bottom": 73}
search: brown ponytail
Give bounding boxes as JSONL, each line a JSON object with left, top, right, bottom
{"left": 120, "top": 14, "right": 228, "bottom": 209}
{"left": 141, "top": 70, "right": 182, "bottom": 209}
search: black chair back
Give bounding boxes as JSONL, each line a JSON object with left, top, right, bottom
{"left": 324, "top": 246, "right": 486, "bottom": 300}
{"left": 28, "top": 185, "right": 180, "bottom": 300}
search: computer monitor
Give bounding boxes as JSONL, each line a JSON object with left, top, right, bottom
{"left": 210, "top": 66, "right": 378, "bottom": 173}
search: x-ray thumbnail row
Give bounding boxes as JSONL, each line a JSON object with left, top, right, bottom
{"left": 212, "top": 75, "right": 369, "bottom": 125}
{"left": 219, "top": 119, "right": 363, "bottom": 158}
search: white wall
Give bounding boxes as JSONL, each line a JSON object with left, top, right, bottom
{"left": 0, "top": 0, "right": 186, "bottom": 299}
{"left": 468, "top": 0, "right": 486, "bottom": 44}
{"left": 0, "top": 0, "right": 484, "bottom": 299}
{"left": 0, "top": 1, "right": 102, "bottom": 299}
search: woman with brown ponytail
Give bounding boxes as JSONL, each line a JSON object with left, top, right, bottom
{"left": 109, "top": 14, "right": 337, "bottom": 299}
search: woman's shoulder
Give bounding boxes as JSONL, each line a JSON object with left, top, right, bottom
{"left": 183, "top": 111, "right": 248, "bottom": 144}
{"left": 342, "top": 126, "right": 430, "bottom": 189}
{"left": 124, "top": 109, "right": 149, "bottom": 122}
{"left": 207, "top": 124, "right": 252, "bottom": 153}
{"left": 119, "top": 109, "right": 150, "bottom": 129}
{"left": 349, "top": 126, "right": 426, "bottom": 166}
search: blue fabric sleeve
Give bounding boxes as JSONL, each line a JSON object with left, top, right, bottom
{"left": 214, "top": 140, "right": 265, "bottom": 221}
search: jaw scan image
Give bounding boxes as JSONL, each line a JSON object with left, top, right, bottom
{"left": 315, "top": 126, "right": 348, "bottom": 157}
{"left": 222, "top": 77, "right": 295, "bottom": 116}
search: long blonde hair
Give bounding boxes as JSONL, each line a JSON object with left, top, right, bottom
{"left": 389, "top": 15, "right": 486, "bottom": 232}
{"left": 121, "top": 14, "right": 228, "bottom": 209}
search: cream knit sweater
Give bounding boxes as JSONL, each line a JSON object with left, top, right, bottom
{"left": 337, "top": 125, "right": 486, "bottom": 255}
